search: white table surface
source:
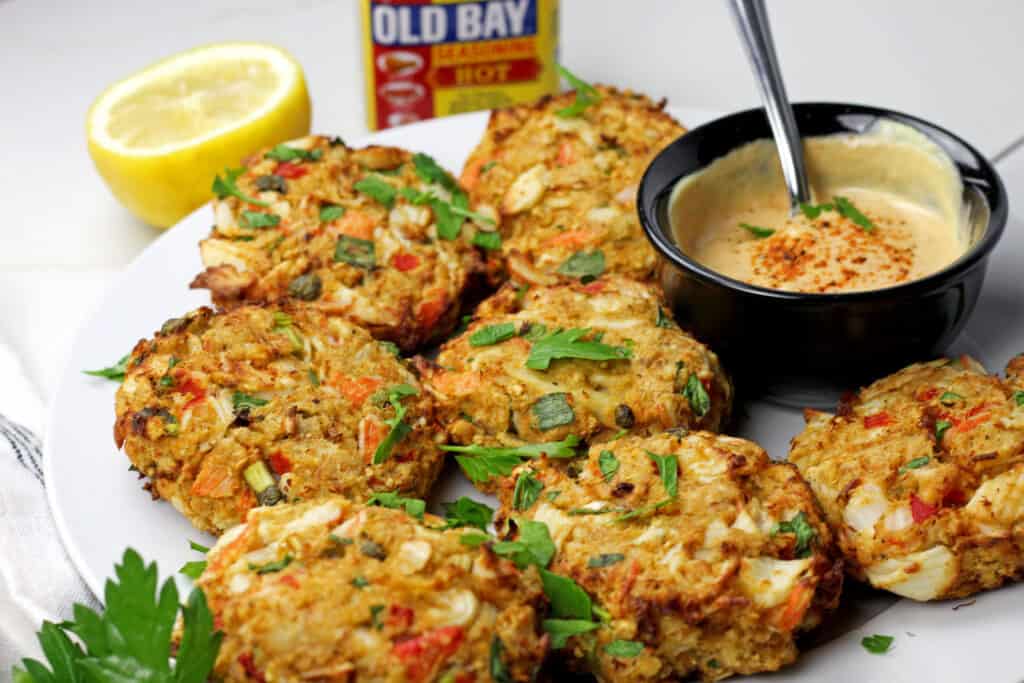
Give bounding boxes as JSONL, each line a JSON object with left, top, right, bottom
{"left": 3, "top": 0, "right": 1024, "bottom": 401}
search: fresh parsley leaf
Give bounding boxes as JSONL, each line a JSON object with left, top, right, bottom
{"left": 491, "top": 519, "right": 555, "bottom": 569}
{"left": 212, "top": 167, "right": 269, "bottom": 206}
{"left": 369, "top": 604, "right": 386, "bottom": 630}
{"left": 833, "top": 195, "right": 875, "bottom": 232}
{"left": 179, "top": 561, "right": 207, "bottom": 579}
{"left": 249, "top": 555, "right": 293, "bottom": 574}
{"left": 240, "top": 211, "right": 280, "bottom": 229}
{"left": 557, "top": 250, "right": 605, "bottom": 281}
{"left": 432, "top": 195, "right": 463, "bottom": 240}
{"left": 188, "top": 540, "right": 210, "bottom": 554}
{"left": 441, "top": 496, "right": 494, "bottom": 531}
{"left": 935, "top": 419, "right": 953, "bottom": 443}
{"left": 373, "top": 384, "right": 418, "bottom": 464}
{"left": 379, "top": 341, "right": 400, "bottom": 356}
{"left": 231, "top": 391, "right": 268, "bottom": 411}
{"left": 616, "top": 498, "right": 673, "bottom": 522}
{"left": 470, "top": 322, "right": 516, "bottom": 347}
{"left": 772, "top": 511, "right": 817, "bottom": 558}
{"left": 319, "top": 204, "right": 345, "bottom": 222}
{"left": 335, "top": 235, "right": 376, "bottom": 268}
{"left": 512, "top": 470, "right": 544, "bottom": 511}
{"left": 543, "top": 619, "right": 600, "bottom": 649}
{"left": 939, "top": 391, "right": 963, "bottom": 405}
{"left": 460, "top": 532, "right": 490, "bottom": 548}
{"left": 556, "top": 65, "right": 601, "bottom": 118}
{"left": 655, "top": 306, "right": 675, "bottom": 329}
{"left": 367, "top": 491, "right": 426, "bottom": 519}
{"left": 599, "top": 450, "right": 619, "bottom": 481}
{"left": 481, "top": 161, "right": 498, "bottom": 174}
{"left": 354, "top": 176, "right": 397, "bottom": 208}
{"left": 532, "top": 393, "right": 575, "bottom": 431}
{"left": 472, "top": 231, "right": 502, "bottom": 250}
{"left": 644, "top": 451, "right": 678, "bottom": 497}
{"left": 899, "top": 456, "right": 931, "bottom": 473}
{"left": 265, "top": 144, "right": 321, "bottom": 163}
{"left": 861, "top": 634, "right": 894, "bottom": 654}
{"left": 540, "top": 568, "right": 592, "bottom": 619}
{"left": 412, "top": 152, "right": 458, "bottom": 192}
{"left": 1014, "top": 390, "right": 1024, "bottom": 407}
{"left": 84, "top": 354, "right": 130, "bottom": 382}
{"left": 448, "top": 201, "right": 496, "bottom": 225}
{"left": 683, "top": 371, "right": 711, "bottom": 417}
{"left": 798, "top": 201, "right": 834, "bottom": 219}
{"left": 351, "top": 576, "right": 370, "bottom": 589}
{"left": 605, "top": 640, "right": 645, "bottom": 658}
{"left": 739, "top": 222, "right": 775, "bottom": 238}
{"left": 526, "top": 328, "right": 632, "bottom": 370}
{"left": 588, "top": 553, "right": 625, "bottom": 568}
{"left": 490, "top": 637, "right": 514, "bottom": 683}
{"left": 444, "top": 435, "right": 582, "bottom": 482}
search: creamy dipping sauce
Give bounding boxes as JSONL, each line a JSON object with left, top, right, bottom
{"left": 669, "top": 122, "right": 968, "bottom": 293}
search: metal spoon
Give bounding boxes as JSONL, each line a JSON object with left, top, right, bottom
{"left": 728, "top": 0, "right": 810, "bottom": 212}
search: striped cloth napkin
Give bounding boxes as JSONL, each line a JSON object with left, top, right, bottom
{"left": 0, "top": 337, "right": 97, "bottom": 672}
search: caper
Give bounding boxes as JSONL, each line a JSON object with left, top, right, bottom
{"left": 614, "top": 404, "right": 635, "bottom": 429}
{"left": 255, "top": 174, "right": 287, "bottom": 193}
{"left": 288, "top": 273, "right": 322, "bottom": 301}
{"left": 256, "top": 485, "right": 283, "bottom": 507}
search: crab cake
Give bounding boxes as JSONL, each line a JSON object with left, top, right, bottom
{"left": 495, "top": 432, "right": 842, "bottom": 682}
{"left": 114, "top": 304, "right": 442, "bottom": 535}
{"left": 458, "top": 85, "right": 684, "bottom": 285}
{"left": 420, "top": 276, "right": 731, "bottom": 489}
{"left": 198, "top": 497, "right": 549, "bottom": 682}
{"left": 790, "top": 355, "right": 1024, "bottom": 601}
{"left": 191, "top": 135, "right": 482, "bottom": 351}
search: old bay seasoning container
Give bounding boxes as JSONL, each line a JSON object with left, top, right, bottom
{"left": 361, "top": 0, "right": 559, "bottom": 129}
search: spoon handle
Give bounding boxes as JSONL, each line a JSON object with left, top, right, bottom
{"left": 728, "top": 0, "right": 811, "bottom": 209}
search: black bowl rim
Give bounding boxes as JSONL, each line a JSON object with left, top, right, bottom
{"left": 637, "top": 101, "right": 1009, "bottom": 303}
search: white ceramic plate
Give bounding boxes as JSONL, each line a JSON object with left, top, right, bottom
{"left": 46, "top": 109, "right": 1024, "bottom": 682}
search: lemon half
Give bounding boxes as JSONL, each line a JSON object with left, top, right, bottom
{"left": 87, "top": 43, "right": 311, "bottom": 228}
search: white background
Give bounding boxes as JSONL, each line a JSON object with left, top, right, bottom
{"left": 3, "top": 0, "right": 1024, "bottom": 398}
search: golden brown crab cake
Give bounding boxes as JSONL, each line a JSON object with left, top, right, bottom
{"left": 790, "top": 355, "right": 1024, "bottom": 601}
{"left": 458, "top": 85, "right": 685, "bottom": 285}
{"left": 419, "top": 276, "right": 731, "bottom": 491}
{"left": 494, "top": 432, "right": 842, "bottom": 683}
{"left": 113, "top": 304, "right": 443, "bottom": 535}
{"left": 190, "top": 135, "right": 482, "bottom": 352}
{"left": 198, "top": 497, "right": 549, "bottom": 682}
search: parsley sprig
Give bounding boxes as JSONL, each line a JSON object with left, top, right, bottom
{"left": 442, "top": 435, "right": 582, "bottom": 484}
{"left": 84, "top": 354, "right": 130, "bottom": 382}
{"left": 212, "top": 167, "right": 270, "bottom": 207}
{"left": 13, "top": 549, "right": 222, "bottom": 683}
{"left": 771, "top": 511, "right": 817, "bottom": 558}
{"left": 373, "top": 384, "right": 418, "bottom": 464}
{"left": 367, "top": 491, "right": 426, "bottom": 519}
{"left": 799, "top": 196, "right": 875, "bottom": 232}
{"left": 526, "top": 328, "right": 632, "bottom": 370}
{"left": 556, "top": 65, "right": 601, "bottom": 118}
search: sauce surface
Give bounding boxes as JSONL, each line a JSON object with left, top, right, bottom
{"left": 669, "top": 124, "right": 967, "bottom": 293}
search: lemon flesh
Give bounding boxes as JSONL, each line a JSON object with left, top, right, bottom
{"left": 87, "top": 43, "right": 311, "bottom": 228}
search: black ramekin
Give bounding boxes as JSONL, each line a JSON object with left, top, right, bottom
{"left": 638, "top": 103, "right": 1008, "bottom": 404}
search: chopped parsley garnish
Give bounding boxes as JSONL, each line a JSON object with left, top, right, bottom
{"left": 84, "top": 354, "right": 130, "bottom": 382}
{"left": 680, "top": 367, "right": 711, "bottom": 417}
{"left": 481, "top": 161, "right": 498, "bottom": 174}
{"left": 446, "top": 436, "right": 582, "bottom": 484}
{"left": 542, "top": 619, "right": 600, "bottom": 649}
{"left": 798, "top": 201, "right": 834, "bottom": 219}
{"left": 472, "top": 231, "right": 502, "bottom": 250}
{"left": 939, "top": 391, "right": 964, "bottom": 405}
{"left": 231, "top": 391, "right": 268, "bottom": 412}
{"left": 605, "top": 640, "right": 645, "bottom": 658}
{"left": 540, "top": 568, "right": 592, "bottom": 620}
{"left": 334, "top": 235, "right": 376, "bottom": 268}
{"left": 491, "top": 519, "right": 556, "bottom": 569}
{"left": 360, "top": 539, "right": 387, "bottom": 560}
{"left": 645, "top": 451, "right": 678, "bottom": 497}
{"left": 470, "top": 322, "right": 516, "bottom": 347}
{"left": 441, "top": 496, "right": 494, "bottom": 531}
{"left": 512, "top": 470, "right": 544, "bottom": 511}
{"left": 248, "top": 554, "right": 293, "bottom": 574}
{"left": 616, "top": 498, "right": 673, "bottom": 522}
{"left": 834, "top": 195, "right": 875, "bottom": 231}
{"left": 369, "top": 604, "right": 386, "bottom": 630}
{"left": 189, "top": 540, "right": 210, "bottom": 553}
{"left": 599, "top": 450, "right": 619, "bottom": 481}
{"left": 935, "top": 419, "right": 953, "bottom": 443}
{"left": 212, "top": 167, "right": 269, "bottom": 206}
{"left": 557, "top": 250, "right": 605, "bottom": 282}
{"left": 264, "top": 144, "right": 322, "bottom": 163}
{"left": 380, "top": 340, "right": 400, "bottom": 356}
{"left": 412, "top": 152, "right": 458, "bottom": 191}
{"left": 460, "top": 532, "right": 490, "bottom": 548}
{"left": 13, "top": 549, "right": 222, "bottom": 683}
{"left": 739, "top": 222, "right": 775, "bottom": 238}
{"left": 240, "top": 210, "right": 280, "bottom": 229}
{"left": 1014, "top": 390, "right": 1024, "bottom": 407}
{"left": 655, "top": 306, "right": 675, "bottom": 329}
{"left": 526, "top": 327, "right": 632, "bottom": 370}
{"left": 532, "top": 393, "right": 575, "bottom": 431}
{"left": 587, "top": 553, "right": 625, "bottom": 568}
{"left": 366, "top": 490, "right": 426, "bottom": 519}
{"left": 354, "top": 176, "right": 397, "bottom": 208}
{"left": 555, "top": 65, "right": 601, "bottom": 118}
{"left": 861, "top": 634, "right": 894, "bottom": 654}
{"left": 351, "top": 576, "right": 370, "bottom": 589}
{"left": 772, "top": 511, "right": 817, "bottom": 558}
{"left": 372, "top": 384, "right": 418, "bottom": 464}
{"left": 319, "top": 204, "right": 345, "bottom": 222}
{"left": 179, "top": 539, "right": 209, "bottom": 579}
{"left": 899, "top": 456, "right": 931, "bottom": 473}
